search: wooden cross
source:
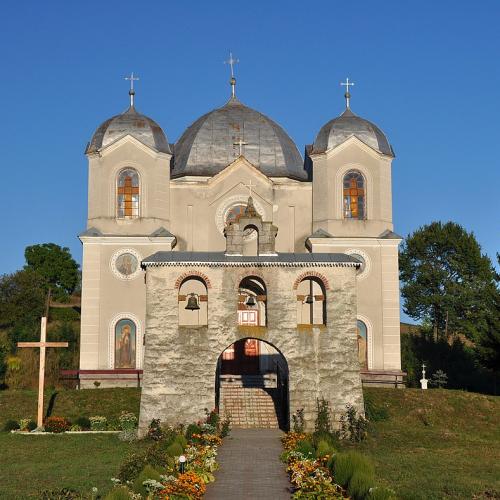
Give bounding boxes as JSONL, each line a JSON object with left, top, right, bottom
{"left": 233, "top": 137, "right": 248, "bottom": 156}
{"left": 18, "top": 317, "right": 68, "bottom": 428}
{"left": 340, "top": 77, "right": 355, "bottom": 108}
{"left": 117, "top": 175, "right": 139, "bottom": 217}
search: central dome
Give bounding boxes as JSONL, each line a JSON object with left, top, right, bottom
{"left": 172, "top": 97, "right": 307, "bottom": 180}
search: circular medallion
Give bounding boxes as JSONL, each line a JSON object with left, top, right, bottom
{"left": 110, "top": 249, "right": 142, "bottom": 280}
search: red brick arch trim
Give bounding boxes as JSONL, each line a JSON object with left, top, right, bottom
{"left": 237, "top": 271, "right": 267, "bottom": 285}
{"left": 175, "top": 271, "right": 212, "bottom": 289}
{"left": 293, "top": 271, "right": 330, "bottom": 290}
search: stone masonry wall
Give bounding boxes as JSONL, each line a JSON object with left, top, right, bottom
{"left": 138, "top": 264, "right": 364, "bottom": 435}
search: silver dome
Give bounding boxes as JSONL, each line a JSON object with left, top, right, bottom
{"left": 87, "top": 106, "right": 171, "bottom": 154}
{"left": 313, "top": 108, "right": 393, "bottom": 156}
{"left": 172, "top": 97, "right": 307, "bottom": 180}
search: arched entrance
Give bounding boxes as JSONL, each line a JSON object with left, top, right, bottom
{"left": 215, "top": 338, "right": 289, "bottom": 431}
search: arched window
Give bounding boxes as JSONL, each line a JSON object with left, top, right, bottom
{"left": 296, "top": 277, "right": 326, "bottom": 325}
{"left": 114, "top": 318, "right": 137, "bottom": 369}
{"left": 343, "top": 171, "right": 365, "bottom": 220}
{"left": 238, "top": 276, "right": 267, "bottom": 326}
{"left": 117, "top": 168, "right": 140, "bottom": 219}
{"left": 357, "top": 319, "right": 368, "bottom": 370}
{"left": 178, "top": 277, "right": 208, "bottom": 326}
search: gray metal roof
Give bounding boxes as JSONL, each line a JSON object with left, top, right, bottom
{"left": 142, "top": 251, "right": 360, "bottom": 268}
{"left": 379, "top": 229, "right": 402, "bottom": 239}
{"left": 78, "top": 227, "right": 175, "bottom": 238}
{"left": 313, "top": 108, "right": 393, "bottom": 157}
{"left": 172, "top": 97, "right": 308, "bottom": 180}
{"left": 87, "top": 106, "right": 171, "bottom": 154}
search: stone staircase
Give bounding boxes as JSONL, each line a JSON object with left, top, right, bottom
{"left": 219, "top": 374, "right": 281, "bottom": 429}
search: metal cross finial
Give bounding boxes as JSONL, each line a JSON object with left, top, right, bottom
{"left": 224, "top": 51, "right": 239, "bottom": 98}
{"left": 125, "top": 72, "right": 140, "bottom": 107}
{"left": 340, "top": 77, "right": 355, "bottom": 108}
{"left": 243, "top": 179, "right": 256, "bottom": 198}
{"left": 233, "top": 137, "right": 248, "bottom": 156}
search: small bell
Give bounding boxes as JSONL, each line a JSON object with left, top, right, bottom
{"left": 305, "top": 295, "right": 314, "bottom": 304}
{"left": 246, "top": 295, "right": 257, "bottom": 307}
{"left": 185, "top": 293, "right": 200, "bottom": 310}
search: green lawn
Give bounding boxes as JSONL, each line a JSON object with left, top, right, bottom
{"left": 0, "top": 388, "right": 498, "bottom": 499}
{"left": 344, "top": 388, "right": 500, "bottom": 500}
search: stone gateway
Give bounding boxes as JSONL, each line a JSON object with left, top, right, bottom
{"left": 77, "top": 67, "right": 404, "bottom": 432}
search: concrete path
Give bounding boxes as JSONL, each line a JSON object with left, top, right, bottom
{"left": 205, "top": 429, "right": 292, "bottom": 500}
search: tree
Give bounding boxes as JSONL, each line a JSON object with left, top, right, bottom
{"left": 24, "top": 243, "right": 79, "bottom": 302}
{"left": 399, "top": 221, "right": 498, "bottom": 342}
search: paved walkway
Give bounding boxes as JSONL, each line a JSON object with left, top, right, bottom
{"left": 205, "top": 429, "right": 292, "bottom": 500}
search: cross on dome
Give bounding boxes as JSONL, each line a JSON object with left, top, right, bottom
{"left": 340, "top": 77, "right": 355, "bottom": 109}
{"left": 233, "top": 137, "right": 248, "bottom": 156}
{"left": 224, "top": 51, "right": 239, "bottom": 98}
{"left": 125, "top": 72, "right": 140, "bottom": 107}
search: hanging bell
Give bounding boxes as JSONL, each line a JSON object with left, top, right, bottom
{"left": 305, "top": 295, "right": 314, "bottom": 304}
{"left": 246, "top": 295, "right": 257, "bottom": 307}
{"left": 185, "top": 293, "right": 200, "bottom": 310}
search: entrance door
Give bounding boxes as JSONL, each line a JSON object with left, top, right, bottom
{"left": 220, "top": 338, "right": 260, "bottom": 374}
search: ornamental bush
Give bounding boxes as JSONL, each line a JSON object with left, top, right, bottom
{"left": 132, "top": 464, "right": 162, "bottom": 497}
{"left": 74, "top": 416, "right": 91, "bottom": 430}
{"left": 119, "top": 411, "right": 137, "bottom": 430}
{"left": 44, "top": 416, "right": 71, "bottom": 433}
{"left": 3, "top": 419, "right": 20, "bottom": 432}
{"left": 185, "top": 423, "right": 202, "bottom": 440}
{"left": 147, "top": 418, "right": 163, "bottom": 441}
{"left": 118, "top": 451, "right": 147, "bottom": 482}
{"left": 166, "top": 441, "right": 184, "bottom": 458}
{"left": 316, "top": 439, "right": 335, "bottom": 459}
{"left": 333, "top": 451, "right": 374, "bottom": 488}
{"left": 296, "top": 439, "right": 315, "bottom": 457}
{"left": 19, "top": 419, "right": 37, "bottom": 431}
{"left": 349, "top": 471, "right": 375, "bottom": 500}
{"left": 89, "top": 415, "right": 107, "bottom": 431}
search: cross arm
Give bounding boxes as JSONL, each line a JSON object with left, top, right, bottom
{"left": 18, "top": 342, "right": 69, "bottom": 348}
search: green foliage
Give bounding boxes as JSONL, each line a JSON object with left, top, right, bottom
{"left": 118, "top": 411, "right": 137, "bottom": 430}
{"left": 399, "top": 221, "right": 499, "bottom": 343}
{"left": 74, "top": 416, "right": 91, "bottom": 430}
{"left": 220, "top": 412, "right": 231, "bottom": 437}
{"left": 174, "top": 433, "right": 187, "bottom": 449}
{"left": 49, "top": 307, "right": 80, "bottom": 322}
{"left": 104, "top": 486, "right": 133, "bottom": 500}
{"left": 132, "top": 464, "right": 161, "bottom": 497}
{"left": 3, "top": 419, "right": 20, "bottom": 431}
{"left": 366, "top": 486, "right": 397, "bottom": 500}
{"left": 315, "top": 439, "right": 335, "bottom": 459}
{"left": 39, "top": 488, "right": 83, "bottom": 499}
{"left": 314, "top": 397, "right": 331, "bottom": 433}
{"left": 312, "top": 430, "right": 339, "bottom": 448}
{"left": 147, "top": 418, "right": 163, "bottom": 441}
{"left": 292, "top": 407, "right": 305, "bottom": 433}
{"left": 339, "top": 404, "right": 368, "bottom": 442}
{"left": 89, "top": 416, "right": 107, "bottom": 431}
{"left": 44, "top": 416, "right": 71, "bottom": 433}
{"left": 364, "top": 392, "right": 389, "bottom": 422}
{"left": 185, "top": 423, "right": 201, "bottom": 440}
{"left": 333, "top": 451, "right": 374, "bottom": 488}
{"left": 348, "top": 471, "right": 376, "bottom": 500}
{"left": 24, "top": 243, "right": 80, "bottom": 302}
{"left": 118, "top": 451, "right": 147, "bottom": 482}
{"left": 296, "top": 439, "right": 315, "bottom": 457}
{"left": 204, "top": 407, "right": 220, "bottom": 428}
{"left": 166, "top": 441, "right": 184, "bottom": 457}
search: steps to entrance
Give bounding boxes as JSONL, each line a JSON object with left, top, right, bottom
{"left": 220, "top": 373, "right": 278, "bottom": 388}
{"left": 220, "top": 386, "right": 280, "bottom": 429}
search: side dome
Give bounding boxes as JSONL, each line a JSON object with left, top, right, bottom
{"left": 313, "top": 108, "right": 393, "bottom": 156}
{"left": 172, "top": 97, "right": 307, "bottom": 180}
{"left": 87, "top": 106, "right": 171, "bottom": 154}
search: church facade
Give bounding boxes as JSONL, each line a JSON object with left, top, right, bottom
{"left": 78, "top": 73, "right": 403, "bottom": 430}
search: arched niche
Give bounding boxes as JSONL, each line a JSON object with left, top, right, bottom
{"left": 178, "top": 276, "right": 208, "bottom": 326}
{"left": 296, "top": 276, "right": 326, "bottom": 326}
{"left": 238, "top": 276, "right": 267, "bottom": 327}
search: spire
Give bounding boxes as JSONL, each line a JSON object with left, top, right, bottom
{"left": 340, "top": 77, "right": 355, "bottom": 109}
{"left": 224, "top": 51, "right": 239, "bottom": 98}
{"left": 125, "top": 72, "right": 140, "bottom": 108}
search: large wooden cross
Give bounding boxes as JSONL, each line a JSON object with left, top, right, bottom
{"left": 117, "top": 175, "right": 139, "bottom": 217}
{"left": 17, "top": 317, "right": 68, "bottom": 428}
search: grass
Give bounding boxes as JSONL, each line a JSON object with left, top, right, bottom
{"left": 342, "top": 388, "right": 500, "bottom": 500}
{"left": 0, "top": 387, "right": 499, "bottom": 498}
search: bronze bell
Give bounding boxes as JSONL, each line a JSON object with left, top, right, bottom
{"left": 185, "top": 293, "right": 200, "bottom": 310}
{"left": 246, "top": 295, "right": 257, "bottom": 307}
{"left": 305, "top": 295, "right": 314, "bottom": 304}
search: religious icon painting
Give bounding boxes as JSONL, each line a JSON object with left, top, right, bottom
{"left": 357, "top": 319, "right": 368, "bottom": 370}
{"left": 115, "top": 318, "right": 136, "bottom": 369}
{"left": 111, "top": 249, "right": 142, "bottom": 280}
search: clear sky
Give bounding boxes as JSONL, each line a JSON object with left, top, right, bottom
{"left": 0, "top": 0, "right": 498, "bottom": 279}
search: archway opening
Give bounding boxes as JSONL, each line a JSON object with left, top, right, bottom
{"left": 215, "top": 338, "right": 289, "bottom": 431}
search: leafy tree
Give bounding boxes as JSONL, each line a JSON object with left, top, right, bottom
{"left": 399, "top": 221, "right": 498, "bottom": 342}
{"left": 24, "top": 243, "right": 79, "bottom": 301}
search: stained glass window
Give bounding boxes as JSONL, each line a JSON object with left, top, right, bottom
{"left": 343, "top": 171, "right": 365, "bottom": 219}
{"left": 117, "top": 169, "right": 139, "bottom": 218}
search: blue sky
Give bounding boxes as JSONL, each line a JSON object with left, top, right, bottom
{"left": 0, "top": 0, "right": 498, "bottom": 281}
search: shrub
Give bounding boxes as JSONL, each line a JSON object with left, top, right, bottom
{"left": 133, "top": 464, "right": 162, "bottom": 497}
{"left": 118, "top": 451, "right": 147, "bottom": 482}
{"left": 333, "top": 451, "right": 374, "bottom": 488}
{"left": 292, "top": 407, "right": 305, "bottom": 433}
{"left": 119, "top": 411, "right": 137, "bottom": 430}
{"left": 89, "top": 415, "right": 107, "bottom": 431}
{"left": 147, "top": 418, "right": 163, "bottom": 441}
{"left": 104, "top": 486, "right": 132, "bottom": 500}
{"left": 166, "top": 441, "right": 184, "bottom": 458}
{"left": 70, "top": 424, "right": 82, "bottom": 432}
{"left": 296, "top": 439, "right": 315, "bottom": 457}
{"left": 312, "top": 430, "right": 338, "bottom": 448}
{"left": 145, "top": 442, "right": 170, "bottom": 469}
{"left": 366, "top": 486, "right": 397, "bottom": 500}
{"left": 26, "top": 420, "right": 37, "bottom": 431}
{"left": 3, "top": 419, "right": 20, "bottom": 432}
{"left": 349, "top": 471, "right": 375, "bottom": 500}
{"left": 44, "top": 416, "right": 71, "bottom": 433}
{"left": 74, "top": 416, "right": 91, "bottom": 430}
{"left": 185, "top": 423, "right": 202, "bottom": 440}
{"left": 204, "top": 407, "right": 220, "bottom": 428}
{"left": 174, "top": 433, "right": 187, "bottom": 450}
{"left": 315, "top": 397, "right": 332, "bottom": 433}
{"left": 316, "top": 439, "right": 335, "bottom": 459}
{"left": 340, "top": 404, "right": 368, "bottom": 442}
{"left": 220, "top": 412, "right": 231, "bottom": 437}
